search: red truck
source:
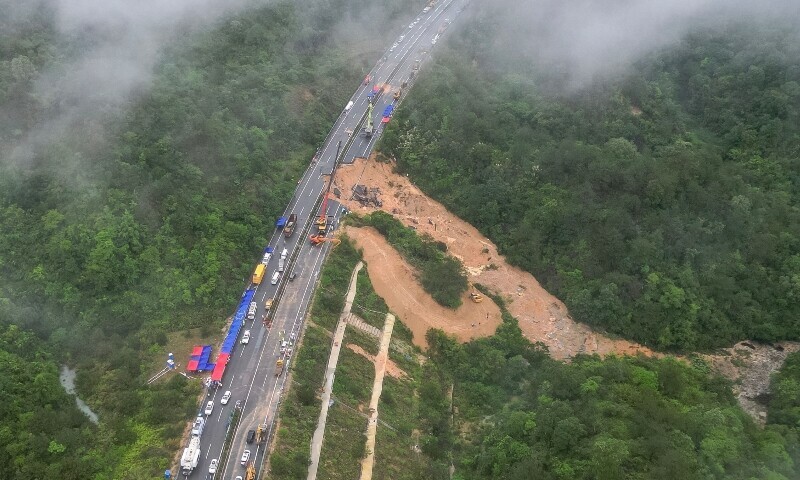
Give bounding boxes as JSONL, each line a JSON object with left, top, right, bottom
{"left": 283, "top": 213, "right": 297, "bottom": 238}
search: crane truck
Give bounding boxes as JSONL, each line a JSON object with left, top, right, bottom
{"left": 275, "top": 358, "right": 285, "bottom": 377}
{"left": 362, "top": 101, "right": 375, "bottom": 138}
{"left": 315, "top": 166, "right": 338, "bottom": 235}
{"left": 180, "top": 437, "right": 201, "bottom": 476}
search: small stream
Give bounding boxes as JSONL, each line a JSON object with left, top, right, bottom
{"left": 59, "top": 365, "right": 99, "bottom": 424}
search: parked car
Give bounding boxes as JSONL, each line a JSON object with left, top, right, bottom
{"left": 221, "top": 390, "right": 232, "bottom": 405}
{"left": 265, "top": 298, "right": 274, "bottom": 311}
{"left": 209, "top": 459, "right": 218, "bottom": 474}
{"left": 240, "top": 450, "right": 251, "bottom": 466}
{"left": 246, "top": 429, "right": 256, "bottom": 444}
{"left": 241, "top": 330, "right": 251, "bottom": 345}
{"left": 204, "top": 401, "right": 214, "bottom": 416}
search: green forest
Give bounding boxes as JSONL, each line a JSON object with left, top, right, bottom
{"left": 0, "top": 0, "right": 419, "bottom": 476}
{"left": 380, "top": 6, "right": 800, "bottom": 351}
{"left": 3, "top": 0, "right": 800, "bottom": 477}
{"left": 419, "top": 321, "right": 800, "bottom": 480}
{"left": 350, "top": 211, "right": 468, "bottom": 308}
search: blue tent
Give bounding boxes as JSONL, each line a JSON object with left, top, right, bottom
{"left": 221, "top": 289, "right": 255, "bottom": 354}
{"left": 382, "top": 105, "right": 394, "bottom": 117}
{"left": 276, "top": 217, "right": 287, "bottom": 228}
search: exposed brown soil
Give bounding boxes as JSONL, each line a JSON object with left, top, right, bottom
{"left": 344, "top": 226, "right": 502, "bottom": 349}
{"left": 330, "top": 156, "right": 799, "bottom": 424}
{"left": 346, "top": 343, "right": 408, "bottom": 380}
{"left": 335, "top": 156, "right": 653, "bottom": 359}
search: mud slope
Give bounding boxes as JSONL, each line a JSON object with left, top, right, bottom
{"left": 335, "top": 156, "right": 653, "bottom": 359}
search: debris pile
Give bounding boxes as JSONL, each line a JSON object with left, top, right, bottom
{"left": 352, "top": 184, "right": 383, "bottom": 207}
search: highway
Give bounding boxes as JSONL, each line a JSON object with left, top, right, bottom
{"left": 181, "top": 1, "right": 468, "bottom": 478}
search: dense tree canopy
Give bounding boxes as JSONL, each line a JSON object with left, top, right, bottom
{"left": 0, "top": 0, "right": 419, "bottom": 475}
{"left": 381, "top": 9, "right": 800, "bottom": 351}
{"left": 419, "top": 322, "right": 800, "bottom": 480}
{"left": 351, "top": 211, "right": 468, "bottom": 308}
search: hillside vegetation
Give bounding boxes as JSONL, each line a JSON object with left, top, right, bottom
{"left": 0, "top": 0, "right": 418, "bottom": 476}
{"left": 421, "top": 323, "right": 800, "bottom": 480}
{"left": 350, "top": 211, "right": 469, "bottom": 308}
{"left": 381, "top": 9, "right": 800, "bottom": 351}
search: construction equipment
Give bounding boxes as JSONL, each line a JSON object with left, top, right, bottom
{"left": 245, "top": 463, "right": 256, "bottom": 480}
{"left": 315, "top": 141, "right": 341, "bottom": 235}
{"left": 362, "top": 101, "right": 375, "bottom": 138}
{"left": 309, "top": 234, "right": 342, "bottom": 246}
{"left": 275, "top": 358, "right": 284, "bottom": 377}
{"left": 469, "top": 292, "right": 484, "bottom": 303}
{"left": 393, "top": 87, "right": 402, "bottom": 101}
{"left": 469, "top": 285, "right": 484, "bottom": 303}
{"left": 256, "top": 424, "right": 267, "bottom": 444}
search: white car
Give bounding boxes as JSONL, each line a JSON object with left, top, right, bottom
{"left": 235, "top": 477, "right": 243, "bottom": 480}
{"left": 241, "top": 330, "right": 251, "bottom": 345}
{"left": 399, "top": 34, "right": 405, "bottom": 42}
{"left": 389, "top": 42, "right": 398, "bottom": 52}
{"left": 204, "top": 400, "right": 214, "bottom": 416}
{"left": 221, "top": 390, "right": 232, "bottom": 405}
{"left": 408, "top": 22, "right": 414, "bottom": 28}
{"left": 240, "top": 449, "right": 251, "bottom": 466}
{"left": 209, "top": 459, "right": 218, "bottom": 474}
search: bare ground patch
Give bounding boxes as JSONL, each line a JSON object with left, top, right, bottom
{"left": 335, "top": 156, "right": 652, "bottom": 359}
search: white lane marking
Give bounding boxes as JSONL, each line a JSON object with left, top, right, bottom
{"left": 211, "top": 3, "right": 464, "bottom": 472}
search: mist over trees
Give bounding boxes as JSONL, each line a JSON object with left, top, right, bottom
{"left": 0, "top": 0, "right": 420, "bottom": 475}
{"left": 381, "top": 3, "right": 800, "bottom": 351}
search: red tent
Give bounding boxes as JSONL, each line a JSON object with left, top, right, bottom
{"left": 210, "top": 353, "right": 230, "bottom": 382}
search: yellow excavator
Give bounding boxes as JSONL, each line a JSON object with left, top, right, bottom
{"left": 309, "top": 234, "right": 342, "bottom": 246}
{"left": 469, "top": 284, "right": 484, "bottom": 303}
{"left": 245, "top": 463, "right": 256, "bottom": 480}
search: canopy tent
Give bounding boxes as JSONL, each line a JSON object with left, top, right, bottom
{"left": 210, "top": 354, "right": 228, "bottom": 382}
{"left": 186, "top": 345, "right": 214, "bottom": 372}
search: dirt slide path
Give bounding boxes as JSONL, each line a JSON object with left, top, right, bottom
{"left": 336, "top": 157, "right": 653, "bottom": 359}
{"left": 345, "top": 226, "right": 502, "bottom": 348}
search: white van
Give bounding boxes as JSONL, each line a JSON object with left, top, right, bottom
{"left": 271, "top": 272, "right": 280, "bottom": 285}
{"left": 345, "top": 100, "right": 354, "bottom": 112}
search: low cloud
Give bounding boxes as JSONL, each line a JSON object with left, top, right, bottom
{"left": 485, "top": 0, "right": 800, "bottom": 88}
{"left": 7, "top": 0, "right": 262, "bottom": 163}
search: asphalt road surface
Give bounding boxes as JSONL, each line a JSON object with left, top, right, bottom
{"left": 181, "top": 1, "right": 469, "bottom": 478}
